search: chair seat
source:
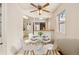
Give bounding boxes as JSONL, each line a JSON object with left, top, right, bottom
{"left": 44, "top": 44, "right": 54, "bottom": 50}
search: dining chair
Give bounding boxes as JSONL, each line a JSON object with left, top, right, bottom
{"left": 43, "top": 44, "right": 54, "bottom": 55}
{"left": 24, "top": 43, "right": 35, "bottom": 55}
{"left": 42, "top": 35, "right": 51, "bottom": 43}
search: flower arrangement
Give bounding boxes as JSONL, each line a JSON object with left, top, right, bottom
{"left": 38, "top": 32, "right": 43, "bottom": 36}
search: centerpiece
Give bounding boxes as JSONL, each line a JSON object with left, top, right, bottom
{"left": 38, "top": 31, "right": 43, "bottom": 36}
{"left": 37, "top": 32, "right": 43, "bottom": 44}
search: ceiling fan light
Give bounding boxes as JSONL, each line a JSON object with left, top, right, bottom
{"left": 30, "top": 3, "right": 50, "bottom": 15}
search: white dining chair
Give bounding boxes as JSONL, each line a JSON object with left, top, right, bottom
{"left": 42, "top": 35, "right": 51, "bottom": 43}
{"left": 44, "top": 43, "right": 60, "bottom": 55}
{"left": 24, "top": 43, "right": 35, "bottom": 55}
{"left": 43, "top": 44, "right": 54, "bottom": 55}
{"left": 30, "top": 35, "right": 39, "bottom": 43}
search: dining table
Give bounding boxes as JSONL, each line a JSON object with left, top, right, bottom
{"left": 24, "top": 39, "right": 56, "bottom": 55}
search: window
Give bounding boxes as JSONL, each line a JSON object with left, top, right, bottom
{"left": 58, "top": 10, "right": 66, "bottom": 33}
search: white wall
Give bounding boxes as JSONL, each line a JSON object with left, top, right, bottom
{"left": 53, "top": 3, "right": 79, "bottom": 40}
{"left": 65, "top": 4, "right": 79, "bottom": 39}
{"left": 53, "top": 4, "right": 66, "bottom": 40}
{"left": 4, "top": 4, "right": 24, "bottom": 54}
{"left": 53, "top": 3, "right": 79, "bottom": 54}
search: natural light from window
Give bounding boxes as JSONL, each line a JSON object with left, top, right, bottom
{"left": 57, "top": 10, "right": 65, "bottom": 33}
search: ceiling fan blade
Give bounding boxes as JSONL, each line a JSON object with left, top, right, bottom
{"left": 30, "top": 10, "right": 38, "bottom": 12}
{"left": 30, "top": 3, "right": 37, "bottom": 8}
{"left": 42, "top": 9, "right": 50, "bottom": 13}
{"left": 42, "top": 3, "right": 49, "bottom": 8}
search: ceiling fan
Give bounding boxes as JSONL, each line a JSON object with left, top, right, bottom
{"left": 30, "top": 3, "right": 50, "bottom": 15}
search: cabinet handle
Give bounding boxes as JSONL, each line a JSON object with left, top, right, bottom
{"left": 0, "top": 42, "right": 3, "bottom": 45}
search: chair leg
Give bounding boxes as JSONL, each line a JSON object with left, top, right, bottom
{"left": 31, "top": 50, "right": 35, "bottom": 55}
{"left": 24, "top": 50, "right": 30, "bottom": 55}
{"left": 46, "top": 50, "right": 60, "bottom": 55}
{"left": 52, "top": 50, "right": 60, "bottom": 55}
{"left": 55, "top": 50, "right": 58, "bottom": 55}
{"left": 46, "top": 50, "right": 49, "bottom": 55}
{"left": 50, "top": 50, "right": 52, "bottom": 55}
{"left": 55, "top": 50, "right": 61, "bottom": 55}
{"left": 52, "top": 50, "right": 54, "bottom": 55}
{"left": 24, "top": 50, "right": 26, "bottom": 55}
{"left": 46, "top": 50, "right": 53, "bottom": 55}
{"left": 27, "top": 50, "right": 29, "bottom": 55}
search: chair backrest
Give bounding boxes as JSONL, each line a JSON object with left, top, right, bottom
{"left": 42, "top": 35, "right": 51, "bottom": 43}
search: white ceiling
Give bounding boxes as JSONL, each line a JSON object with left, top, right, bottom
{"left": 18, "top": 3, "right": 60, "bottom": 18}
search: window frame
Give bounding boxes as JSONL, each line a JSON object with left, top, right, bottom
{"left": 58, "top": 10, "right": 66, "bottom": 33}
